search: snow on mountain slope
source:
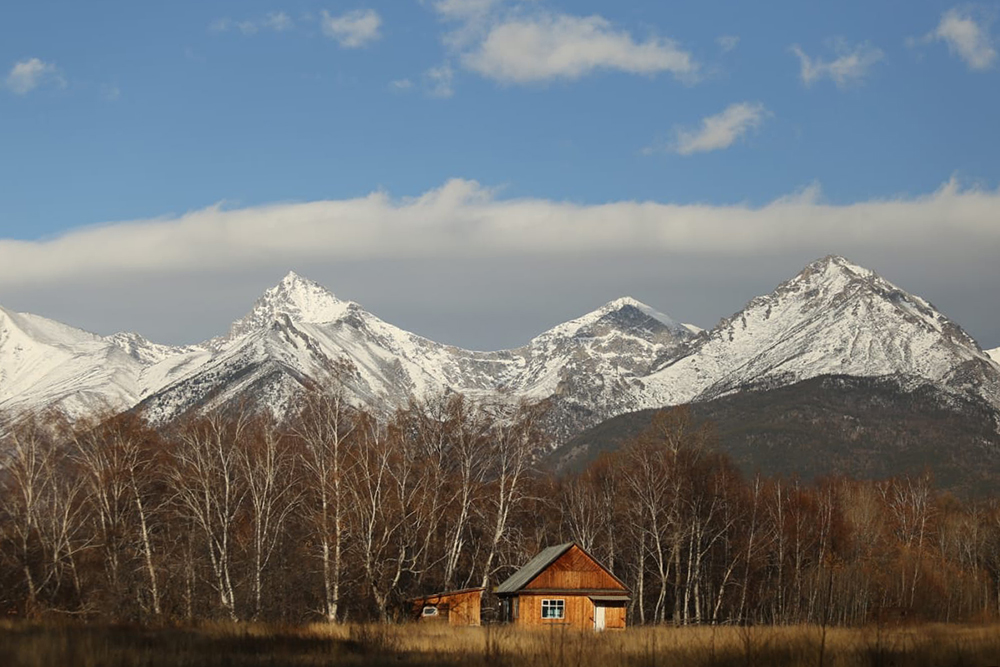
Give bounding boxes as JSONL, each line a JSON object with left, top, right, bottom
{"left": 989, "top": 348, "right": 1000, "bottom": 364}
{"left": 0, "top": 306, "right": 207, "bottom": 417}
{"left": 138, "top": 273, "right": 695, "bottom": 425}
{"left": 3, "top": 259, "right": 998, "bottom": 441}
{"left": 0, "top": 302, "right": 216, "bottom": 419}
{"left": 640, "top": 255, "right": 1000, "bottom": 409}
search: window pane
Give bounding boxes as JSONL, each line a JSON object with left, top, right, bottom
{"left": 542, "top": 599, "right": 565, "bottom": 619}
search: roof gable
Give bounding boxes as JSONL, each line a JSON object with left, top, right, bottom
{"left": 496, "top": 543, "right": 573, "bottom": 594}
{"left": 496, "top": 543, "right": 627, "bottom": 594}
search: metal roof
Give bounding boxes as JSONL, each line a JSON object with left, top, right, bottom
{"left": 588, "top": 595, "right": 630, "bottom": 603}
{"left": 495, "top": 542, "right": 574, "bottom": 594}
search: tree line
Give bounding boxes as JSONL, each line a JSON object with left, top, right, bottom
{"left": 2, "top": 389, "right": 1000, "bottom": 625}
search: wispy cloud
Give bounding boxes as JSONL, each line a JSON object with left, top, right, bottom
{"left": 432, "top": 3, "right": 698, "bottom": 85}
{"left": 5, "top": 58, "right": 65, "bottom": 95}
{"left": 922, "top": 7, "right": 997, "bottom": 70}
{"left": 791, "top": 40, "right": 884, "bottom": 88}
{"left": 424, "top": 63, "right": 455, "bottom": 97}
{"left": 655, "top": 102, "right": 769, "bottom": 156}
{"left": 717, "top": 35, "right": 740, "bottom": 54}
{"left": 210, "top": 11, "right": 295, "bottom": 36}
{"left": 320, "top": 9, "right": 382, "bottom": 48}
{"left": 101, "top": 84, "right": 121, "bottom": 101}
{"left": 389, "top": 78, "right": 414, "bottom": 92}
{"left": 2, "top": 177, "right": 997, "bottom": 287}
{"left": 264, "top": 11, "right": 294, "bottom": 32}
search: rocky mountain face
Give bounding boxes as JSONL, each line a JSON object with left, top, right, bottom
{"left": 2, "top": 257, "right": 999, "bottom": 444}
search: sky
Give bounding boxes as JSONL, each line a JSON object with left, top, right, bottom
{"left": 0, "top": 0, "right": 998, "bottom": 351}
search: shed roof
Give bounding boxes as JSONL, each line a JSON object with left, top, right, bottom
{"left": 495, "top": 542, "right": 574, "bottom": 594}
{"left": 408, "top": 587, "right": 485, "bottom": 603}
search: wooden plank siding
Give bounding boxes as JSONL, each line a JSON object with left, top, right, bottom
{"left": 515, "top": 594, "right": 626, "bottom": 630}
{"left": 524, "top": 546, "right": 625, "bottom": 591}
{"left": 410, "top": 588, "right": 483, "bottom": 626}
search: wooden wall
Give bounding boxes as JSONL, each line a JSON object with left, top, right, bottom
{"left": 603, "top": 604, "right": 626, "bottom": 630}
{"left": 413, "top": 589, "right": 482, "bottom": 626}
{"left": 516, "top": 594, "right": 593, "bottom": 629}
{"left": 513, "top": 594, "right": 626, "bottom": 630}
{"left": 524, "top": 545, "right": 626, "bottom": 592}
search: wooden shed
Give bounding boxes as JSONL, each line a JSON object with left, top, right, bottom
{"left": 409, "top": 587, "right": 484, "bottom": 626}
{"left": 495, "top": 542, "right": 628, "bottom": 631}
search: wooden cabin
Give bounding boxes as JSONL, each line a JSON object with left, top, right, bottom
{"left": 495, "top": 542, "right": 628, "bottom": 631}
{"left": 409, "top": 587, "right": 484, "bottom": 626}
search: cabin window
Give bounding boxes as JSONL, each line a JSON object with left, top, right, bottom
{"left": 541, "top": 599, "right": 565, "bottom": 619}
{"left": 422, "top": 606, "right": 438, "bottom": 616}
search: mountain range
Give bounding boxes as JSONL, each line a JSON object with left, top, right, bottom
{"left": 1, "top": 256, "right": 999, "bottom": 447}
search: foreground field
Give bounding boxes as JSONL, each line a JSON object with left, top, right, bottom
{"left": 2, "top": 621, "right": 1000, "bottom": 666}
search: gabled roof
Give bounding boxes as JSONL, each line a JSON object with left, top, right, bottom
{"left": 495, "top": 542, "right": 575, "bottom": 594}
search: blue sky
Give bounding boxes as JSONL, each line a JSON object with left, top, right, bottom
{"left": 1, "top": 1, "right": 999, "bottom": 349}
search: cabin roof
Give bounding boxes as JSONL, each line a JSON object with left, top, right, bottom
{"left": 408, "top": 587, "right": 485, "bottom": 603}
{"left": 495, "top": 542, "right": 575, "bottom": 594}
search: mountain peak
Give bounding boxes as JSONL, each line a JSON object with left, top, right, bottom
{"left": 600, "top": 297, "right": 682, "bottom": 329}
{"left": 536, "top": 296, "right": 691, "bottom": 342}
{"left": 227, "top": 272, "right": 353, "bottom": 339}
{"left": 803, "top": 254, "right": 874, "bottom": 281}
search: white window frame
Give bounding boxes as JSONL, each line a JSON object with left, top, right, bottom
{"left": 541, "top": 598, "right": 565, "bottom": 619}
{"left": 421, "top": 605, "right": 438, "bottom": 616}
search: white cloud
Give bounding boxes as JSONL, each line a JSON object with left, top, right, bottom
{"left": 433, "top": 0, "right": 500, "bottom": 21}
{"left": 211, "top": 12, "right": 295, "bottom": 35}
{"left": 433, "top": 4, "right": 698, "bottom": 84}
{"left": 264, "top": 11, "right": 294, "bottom": 32}
{"left": 425, "top": 63, "right": 455, "bottom": 97}
{"left": 929, "top": 7, "right": 996, "bottom": 70}
{"left": 660, "top": 102, "right": 768, "bottom": 156}
{"left": 717, "top": 35, "right": 740, "bottom": 54}
{"left": 209, "top": 17, "right": 232, "bottom": 33}
{"left": 791, "top": 41, "right": 884, "bottom": 88}
{"left": 237, "top": 20, "right": 259, "bottom": 36}
{"left": 5, "top": 58, "right": 64, "bottom": 95}
{"left": 464, "top": 13, "right": 696, "bottom": 83}
{"left": 320, "top": 9, "right": 382, "bottom": 48}
{"left": 389, "top": 78, "right": 414, "bottom": 91}
{"left": 2, "top": 177, "right": 998, "bottom": 287}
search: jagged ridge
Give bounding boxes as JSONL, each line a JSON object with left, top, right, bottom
{"left": 2, "top": 256, "right": 999, "bottom": 444}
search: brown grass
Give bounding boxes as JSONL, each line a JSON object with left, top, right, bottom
{"left": 2, "top": 620, "right": 1000, "bottom": 666}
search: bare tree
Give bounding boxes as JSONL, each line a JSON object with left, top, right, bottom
{"left": 72, "top": 412, "right": 164, "bottom": 617}
{"left": 239, "top": 415, "right": 299, "bottom": 620}
{"left": 167, "top": 410, "right": 251, "bottom": 620}
{"left": 479, "top": 403, "right": 538, "bottom": 589}
{"left": 294, "top": 385, "right": 356, "bottom": 622}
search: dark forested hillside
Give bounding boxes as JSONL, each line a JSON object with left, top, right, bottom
{"left": 547, "top": 375, "right": 1000, "bottom": 497}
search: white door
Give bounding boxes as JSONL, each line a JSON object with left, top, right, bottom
{"left": 594, "top": 604, "right": 606, "bottom": 631}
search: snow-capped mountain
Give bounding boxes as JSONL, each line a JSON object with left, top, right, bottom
{"left": 0, "top": 272, "right": 695, "bottom": 432}
{"left": 638, "top": 255, "right": 1000, "bottom": 409}
{"left": 0, "top": 303, "right": 214, "bottom": 419}
{"left": 137, "top": 273, "right": 696, "bottom": 428}
{"left": 2, "top": 256, "right": 999, "bottom": 442}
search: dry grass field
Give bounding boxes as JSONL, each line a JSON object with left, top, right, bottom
{"left": 2, "top": 620, "right": 1000, "bottom": 666}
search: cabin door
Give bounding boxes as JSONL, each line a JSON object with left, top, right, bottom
{"left": 594, "top": 604, "right": 606, "bottom": 631}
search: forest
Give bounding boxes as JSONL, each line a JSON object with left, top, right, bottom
{"left": 2, "top": 386, "right": 1000, "bottom": 627}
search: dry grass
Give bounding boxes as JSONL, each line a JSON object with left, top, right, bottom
{"left": 2, "top": 620, "right": 1000, "bottom": 666}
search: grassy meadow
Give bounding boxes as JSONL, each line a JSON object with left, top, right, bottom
{"left": 2, "top": 621, "right": 1000, "bottom": 667}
